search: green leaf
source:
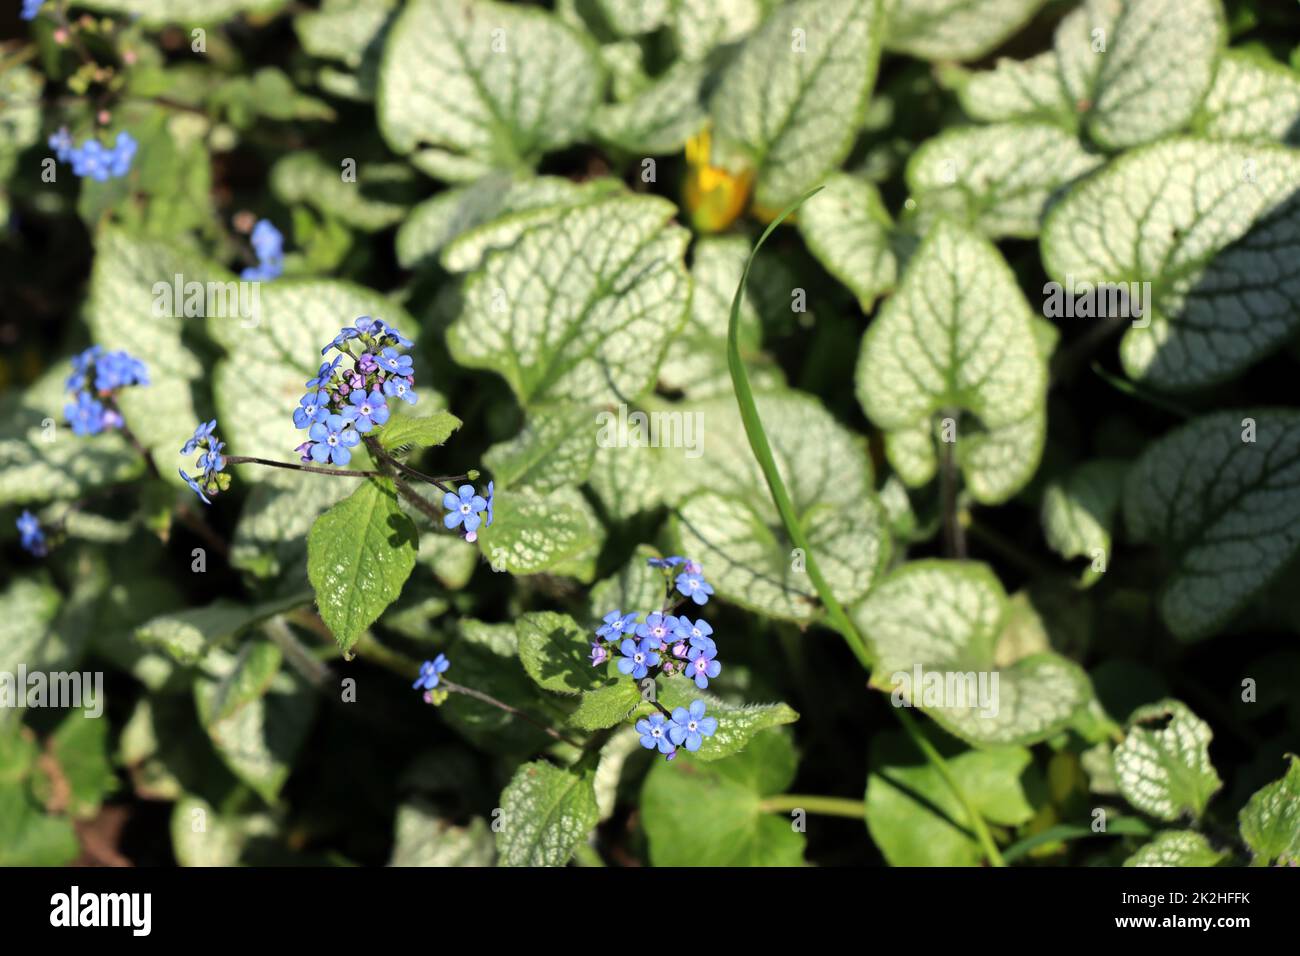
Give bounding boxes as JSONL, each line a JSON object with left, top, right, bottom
{"left": 658, "top": 236, "right": 771, "bottom": 400}
{"left": 193, "top": 641, "right": 317, "bottom": 804}
{"left": 1123, "top": 409, "right": 1300, "bottom": 642}
{"left": 0, "top": 786, "right": 77, "bottom": 866}
{"left": 482, "top": 405, "right": 597, "bottom": 494}
{"left": 389, "top": 802, "right": 495, "bottom": 866}
{"left": 33, "top": 710, "right": 117, "bottom": 820}
{"left": 135, "top": 594, "right": 311, "bottom": 665}
{"left": 885, "top": 0, "right": 1047, "bottom": 62}
{"left": 592, "top": 60, "right": 707, "bottom": 155}
{"left": 270, "top": 153, "right": 423, "bottom": 232}
{"left": 232, "top": 476, "right": 360, "bottom": 583}
{"left": 857, "top": 219, "right": 1048, "bottom": 504}
{"left": 642, "top": 729, "right": 805, "bottom": 866}
{"left": 1113, "top": 699, "right": 1222, "bottom": 822}
{"left": 375, "top": 411, "right": 462, "bottom": 453}
{"left": 496, "top": 761, "right": 598, "bottom": 867}
{"left": 376, "top": 0, "right": 601, "bottom": 179}
{"left": 446, "top": 193, "right": 690, "bottom": 408}
{"left": 1195, "top": 50, "right": 1300, "bottom": 146}
{"left": 516, "top": 611, "right": 607, "bottom": 695}
{"left": 296, "top": 0, "right": 398, "bottom": 68}
{"left": 170, "top": 794, "right": 277, "bottom": 866}
{"left": 852, "top": 560, "right": 1093, "bottom": 746}
{"left": 710, "top": 0, "right": 884, "bottom": 209}
{"left": 1041, "top": 139, "right": 1300, "bottom": 391}
{"left": 1238, "top": 755, "right": 1300, "bottom": 866}
{"left": 668, "top": 0, "right": 765, "bottom": 63}
{"left": 1123, "top": 830, "right": 1227, "bottom": 867}
{"left": 655, "top": 674, "right": 799, "bottom": 761}
{"left": 866, "top": 730, "right": 1034, "bottom": 866}
{"left": 396, "top": 174, "right": 620, "bottom": 271}
{"left": 87, "top": 229, "right": 221, "bottom": 471}
{"left": 949, "top": 52, "right": 1073, "bottom": 125}
{"left": 570, "top": 682, "right": 643, "bottom": 731}
{"left": 76, "top": 0, "right": 286, "bottom": 26}
{"left": 1053, "top": 0, "right": 1224, "bottom": 150}
{"left": 208, "top": 279, "right": 418, "bottom": 487}
{"left": 907, "top": 123, "right": 1103, "bottom": 239}
{"left": 0, "top": 65, "right": 41, "bottom": 219}
{"left": 796, "top": 172, "right": 899, "bottom": 310}
{"left": 476, "top": 486, "right": 603, "bottom": 581}
{"left": 0, "top": 577, "right": 64, "bottom": 677}
{"left": 307, "top": 477, "right": 419, "bottom": 652}
{"left": 1041, "top": 459, "right": 1127, "bottom": 565}
{"left": 0, "top": 365, "right": 142, "bottom": 507}
{"left": 596, "top": 0, "right": 668, "bottom": 36}
{"left": 669, "top": 392, "right": 889, "bottom": 622}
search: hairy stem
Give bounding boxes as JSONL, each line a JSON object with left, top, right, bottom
{"left": 224, "top": 455, "right": 381, "bottom": 479}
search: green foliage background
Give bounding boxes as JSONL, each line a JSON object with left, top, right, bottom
{"left": 0, "top": 0, "right": 1298, "bottom": 867}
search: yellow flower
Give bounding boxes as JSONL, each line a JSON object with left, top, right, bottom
{"left": 682, "top": 127, "right": 754, "bottom": 233}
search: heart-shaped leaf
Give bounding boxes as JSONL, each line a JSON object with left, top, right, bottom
{"left": 495, "top": 761, "right": 598, "bottom": 867}
{"left": 1123, "top": 409, "right": 1300, "bottom": 642}
{"left": 885, "top": 0, "right": 1047, "bottom": 62}
{"left": 797, "top": 172, "right": 899, "bottom": 310}
{"left": 857, "top": 219, "right": 1048, "bottom": 504}
{"left": 1113, "top": 699, "right": 1222, "bottom": 822}
{"left": 1238, "top": 755, "right": 1300, "bottom": 866}
{"left": 1123, "top": 829, "right": 1227, "bottom": 867}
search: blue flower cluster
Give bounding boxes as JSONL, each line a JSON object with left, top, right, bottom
{"left": 240, "top": 219, "right": 284, "bottom": 282}
{"left": 292, "top": 316, "right": 417, "bottom": 466}
{"left": 48, "top": 128, "right": 137, "bottom": 182}
{"left": 178, "top": 420, "right": 228, "bottom": 505}
{"left": 636, "top": 699, "right": 717, "bottom": 759}
{"left": 589, "top": 557, "right": 720, "bottom": 691}
{"left": 63, "top": 345, "right": 148, "bottom": 436}
{"left": 16, "top": 510, "right": 47, "bottom": 557}
{"left": 22, "top": 0, "right": 46, "bottom": 20}
{"left": 442, "top": 481, "right": 493, "bottom": 543}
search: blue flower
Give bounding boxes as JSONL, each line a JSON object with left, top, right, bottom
{"left": 383, "top": 325, "right": 413, "bottom": 348}
{"left": 668, "top": 700, "right": 718, "bottom": 752}
{"left": 413, "top": 653, "right": 450, "bottom": 690}
{"left": 250, "top": 220, "right": 283, "bottom": 265}
{"left": 241, "top": 261, "right": 283, "bottom": 282}
{"left": 323, "top": 327, "right": 362, "bottom": 355}
{"left": 181, "top": 419, "right": 217, "bottom": 455}
{"left": 647, "top": 555, "right": 686, "bottom": 568}
{"left": 673, "top": 616, "right": 713, "bottom": 647}
{"left": 596, "top": 610, "right": 638, "bottom": 640}
{"left": 342, "top": 388, "right": 389, "bottom": 433}
{"left": 617, "top": 637, "right": 659, "bottom": 680}
{"left": 16, "top": 510, "right": 47, "bottom": 557}
{"left": 306, "top": 357, "right": 341, "bottom": 389}
{"left": 48, "top": 126, "right": 73, "bottom": 162}
{"left": 381, "top": 376, "right": 418, "bottom": 405}
{"left": 442, "top": 484, "right": 486, "bottom": 534}
{"left": 636, "top": 612, "right": 679, "bottom": 649}
{"left": 485, "top": 480, "right": 494, "bottom": 527}
{"left": 307, "top": 414, "right": 360, "bottom": 466}
{"left": 179, "top": 469, "right": 212, "bottom": 505}
{"left": 293, "top": 391, "right": 330, "bottom": 429}
{"left": 198, "top": 440, "right": 226, "bottom": 478}
{"left": 635, "top": 713, "right": 675, "bottom": 755}
{"left": 108, "top": 132, "right": 137, "bottom": 178}
{"left": 684, "top": 643, "right": 720, "bottom": 689}
{"left": 71, "top": 140, "right": 111, "bottom": 182}
{"left": 675, "top": 570, "right": 714, "bottom": 606}
{"left": 65, "top": 345, "right": 102, "bottom": 391}
{"left": 65, "top": 391, "right": 106, "bottom": 436}
{"left": 377, "top": 347, "right": 413, "bottom": 376}
{"left": 94, "top": 350, "right": 148, "bottom": 392}
{"left": 22, "top": 0, "right": 46, "bottom": 21}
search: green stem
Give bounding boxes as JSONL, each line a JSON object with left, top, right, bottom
{"left": 725, "top": 190, "right": 1006, "bottom": 868}
{"left": 896, "top": 708, "right": 1006, "bottom": 867}
{"left": 572, "top": 843, "right": 606, "bottom": 867}
{"left": 1001, "top": 818, "right": 1151, "bottom": 864}
{"left": 758, "top": 794, "right": 866, "bottom": 819}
